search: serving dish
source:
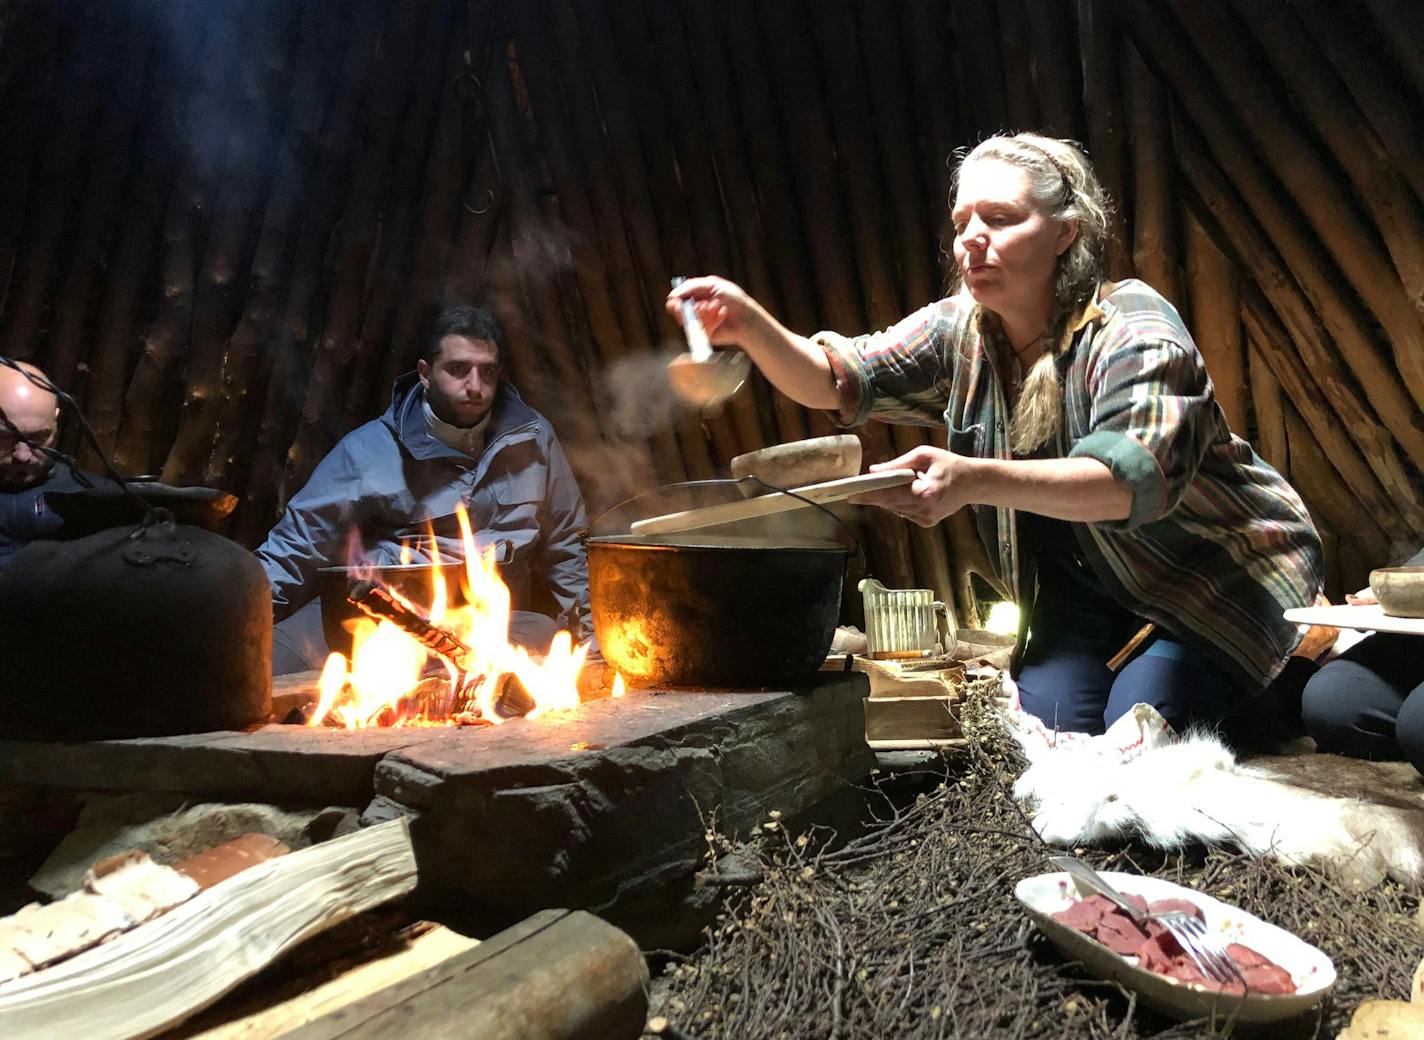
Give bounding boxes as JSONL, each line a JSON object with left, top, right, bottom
{"left": 1015, "top": 869, "right": 1335, "bottom": 1023}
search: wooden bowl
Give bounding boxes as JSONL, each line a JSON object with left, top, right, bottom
{"left": 1369, "top": 566, "right": 1424, "bottom": 618}
{"left": 730, "top": 434, "right": 862, "bottom": 490}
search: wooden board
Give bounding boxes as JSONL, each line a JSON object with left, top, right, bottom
{"left": 629, "top": 469, "right": 914, "bottom": 535}
{"left": 175, "top": 925, "right": 479, "bottom": 1040}
{"left": 1284, "top": 604, "right": 1424, "bottom": 636}
{"left": 283, "top": 909, "right": 648, "bottom": 1040}
{"left": 866, "top": 696, "right": 963, "bottom": 746}
{"left": 823, "top": 655, "right": 966, "bottom": 700}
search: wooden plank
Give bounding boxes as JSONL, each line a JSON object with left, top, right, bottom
{"left": 177, "top": 925, "right": 479, "bottom": 1040}
{"left": 0, "top": 820, "right": 417, "bottom": 1040}
{"left": 828, "top": 657, "right": 966, "bottom": 701}
{"left": 286, "top": 909, "right": 647, "bottom": 1040}
{"left": 630, "top": 469, "right": 913, "bottom": 536}
{"left": 866, "top": 696, "right": 962, "bottom": 745}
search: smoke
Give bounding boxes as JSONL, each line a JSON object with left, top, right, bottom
{"left": 563, "top": 437, "right": 663, "bottom": 521}
{"left": 601, "top": 345, "right": 685, "bottom": 440}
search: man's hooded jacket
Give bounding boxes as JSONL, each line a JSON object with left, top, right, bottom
{"left": 256, "top": 373, "right": 590, "bottom": 638}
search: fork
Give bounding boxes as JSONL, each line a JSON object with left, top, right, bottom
{"left": 1048, "top": 855, "right": 1245, "bottom": 988}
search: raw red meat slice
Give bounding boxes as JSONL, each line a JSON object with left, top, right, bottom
{"left": 1238, "top": 962, "right": 1296, "bottom": 995}
{"left": 1147, "top": 898, "right": 1205, "bottom": 921}
{"left": 1095, "top": 908, "right": 1152, "bottom": 955}
{"left": 1226, "top": 943, "right": 1270, "bottom": 968}
{"left": 1045, "top": 892, "right": 1297, "bottom": 996}
{"left": 1052, "top": 898, "right": 1106, "bottom": 933}
{"left": 1134, "top": 931, "right": 1180, "bottom": 975}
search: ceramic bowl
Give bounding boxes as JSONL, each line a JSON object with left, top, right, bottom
{"left": 1016, "top": 870, "right": 1335, "bottom": 1023}
{"left": 1370, "top": 566, "right": 1424, "bottom": 619}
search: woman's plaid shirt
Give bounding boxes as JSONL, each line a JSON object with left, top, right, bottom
{"left": 818, "top": 279, "right": 1323, "bottom": 693}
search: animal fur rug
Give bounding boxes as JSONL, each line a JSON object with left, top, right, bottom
{"left": 1007, "top": 703, "right": 1424, "bottom": 887}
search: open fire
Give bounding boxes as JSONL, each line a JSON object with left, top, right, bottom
{"left": 308, "top": 505, "right": 589, "bottom": 729}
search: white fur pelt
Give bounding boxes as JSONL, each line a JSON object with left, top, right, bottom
{"left": 1010, "top": 724, "right": 1424, "bottom": 887}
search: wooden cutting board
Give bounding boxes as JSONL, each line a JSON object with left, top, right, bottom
{"left": 630, "top": 469, "right": 916, "bottom": 536}
{"left": 1283, "top": 604, "right": 1424, "bottom": 636}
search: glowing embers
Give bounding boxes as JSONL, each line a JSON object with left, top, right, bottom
{"left": 308, "top": 505, "right": 587, "bottom": 729}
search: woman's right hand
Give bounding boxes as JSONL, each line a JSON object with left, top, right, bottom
{"left": 666, "top": 274, "right": 840, "bottom": 409}
{"left": 666, "top": 276, "right": 764, "bottom": 348}
{"left": 1345, "top": 586, "right": 1377, "bottom": 606}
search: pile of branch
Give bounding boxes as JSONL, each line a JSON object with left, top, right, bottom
{"left": 649, "top": 698, "right": 1420, "bottom": 1039}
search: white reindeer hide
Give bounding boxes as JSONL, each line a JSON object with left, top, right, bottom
{"left": 1010, "top": 722, "right": 1424, "bottom": 888}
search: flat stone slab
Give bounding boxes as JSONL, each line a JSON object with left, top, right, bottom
{"left": 370, "top": 674, "right": 872, "bottom": 944}
{"left": 0, "top": 672, "right": 871, "bottom": 945}
{"left": 0, "top": 727, "right": 458, "bottom": 806}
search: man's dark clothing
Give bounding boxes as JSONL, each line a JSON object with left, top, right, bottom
{"left": 0, "top": 467, "right": 91, "bottom": 571}
{"left": 256, "top": 375, "right": 591, "bottom": 645}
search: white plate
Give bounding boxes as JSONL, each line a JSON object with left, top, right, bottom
{"left": 1284, "top": 603, "right": 1424, "bottom": 636}
{"left": 1015, "top": 870, "right": 1335, "bottom": 1023}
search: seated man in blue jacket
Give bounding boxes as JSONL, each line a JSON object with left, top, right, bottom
{"left": 257, "top": 305, "right": 591, "bottom": 675}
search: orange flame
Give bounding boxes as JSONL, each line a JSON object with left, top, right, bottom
{"left": 310, "top": 505, "right": 586, "bottom": 727}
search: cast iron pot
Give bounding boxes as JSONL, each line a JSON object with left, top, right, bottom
{"left": 587, "top": 535, "right": 848, "bottom": 689}
{"left": 0, "top": 519, "right": 271, "bottom": 740}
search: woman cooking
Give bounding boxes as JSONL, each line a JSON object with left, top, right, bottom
{"left": 668, "top": 132, "right": 1322, "bottom": 745}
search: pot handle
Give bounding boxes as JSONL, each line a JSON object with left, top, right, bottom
{"left": 737, "top": 474, "right": 868, "bottom": 575}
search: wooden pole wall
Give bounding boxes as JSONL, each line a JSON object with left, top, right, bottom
{"left": 2, "top": 0, "right": 1422, "bottom": 608}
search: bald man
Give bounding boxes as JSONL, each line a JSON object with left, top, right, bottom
{"left": 0, "top": 360, "right": 83, "bottom": 568}
{"left": 0, "top": 361, "right": 59, "bottom": 487}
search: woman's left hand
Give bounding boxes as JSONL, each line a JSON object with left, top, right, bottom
{"left": 852, "top": 446, "right": 974, "bottom": 526}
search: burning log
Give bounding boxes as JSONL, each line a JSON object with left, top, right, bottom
{"left": 342, "top": 579, "right": 537, "bottom": 723}
{"left": 347, "top": 580, "right": 481, "bottom": 680}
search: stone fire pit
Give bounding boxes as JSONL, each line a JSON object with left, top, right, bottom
{"left": 0, "top": 672, "right": 871, "bottom": 947}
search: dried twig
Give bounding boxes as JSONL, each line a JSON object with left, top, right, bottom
{"left": 650, "top": 684, "right": 1419, "bottom": 1039}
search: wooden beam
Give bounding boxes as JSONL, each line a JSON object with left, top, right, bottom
{"left": 1242, "top": 295, "right": 1414, "bottom": 551}
{"left": 1297, "top": 0, "right": 1424, "bottom": 209}
{"left": 1245, "top": 336, "right": 1287, "bottom": 479}
{"left": 1282, "top": 402, "right": 1395, "bottom": 570}
{"left": 1183, "top": 207, "right": 1247, "bottom": 434}
{"left": 285, "top": 909, "right": 648, "bottom": 1040}
{"left": 1076, "top": 0, "right": 1135, "bottom": 281}
{"left": 180, "top": 924, "right": 479, "bottom": 1040}
{"left": 1124, "top": 45, "right": 1181, "bottom": 308}
{"left": 1122, "top": 0, "right": 1424, "bottom": 424}
{"left": 1229, "top": 0, "right": 1424, "bottom": 319}
{"left": 1173, "top": 113, "right": 1423, "bottom": 533}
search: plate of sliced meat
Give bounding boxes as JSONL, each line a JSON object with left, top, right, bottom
{"left": 1015, "top": 870, "right": 1335, "bottom": 1023}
